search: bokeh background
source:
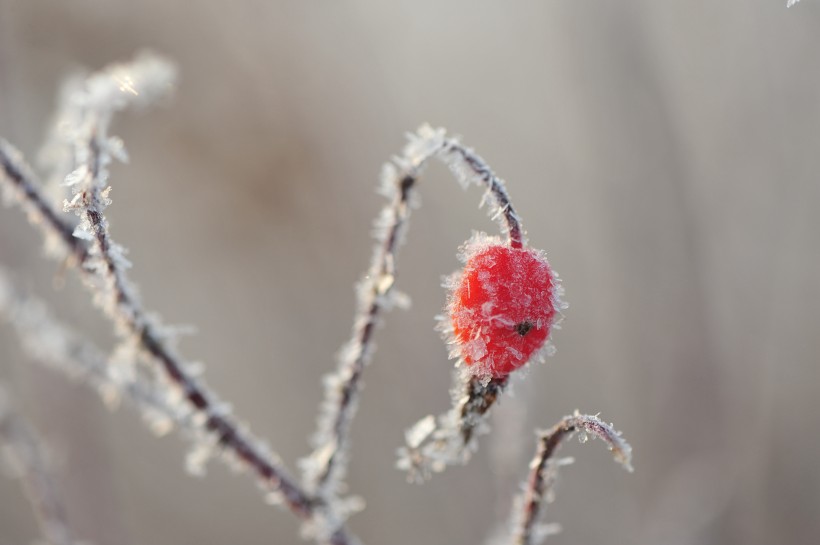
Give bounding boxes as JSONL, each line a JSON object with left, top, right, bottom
{"left": 1, "top": 1, "right": 819, "bottom": 544}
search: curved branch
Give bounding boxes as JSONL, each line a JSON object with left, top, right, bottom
{"left": 305, "top": 126, "right": 526, "bottom": 510}
{"left": 509, "top": 412, "right": 632, "bottom": 545}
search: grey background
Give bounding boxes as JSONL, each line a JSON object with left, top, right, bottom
{"left": 1, "top": 1, "right": 818, "bottom": 544}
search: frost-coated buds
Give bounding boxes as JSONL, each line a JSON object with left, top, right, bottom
{"left": 447, "top": 235, "right": 563, "bottom": 378}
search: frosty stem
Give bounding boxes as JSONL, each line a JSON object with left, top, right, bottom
{"left": 0, "top": 53, "right": 362, "bottom": 544}
{"left": 441, "top": 143, "right": 524, "bottom": 249}
{"left": 460, "top": 375, "right": 508, "bottom": 445}
{"left": 510, "top": 413, "right": 633, "bottom": 545}
{"left": 0, "top": 143, "right": 88, "bottom": 265}
{"left": 0, "top": 389, "right": 76, "bottom": 545}
{"left": 307, "top": 127, "right": 525, "bottom": 508}
{"left": 0, "top": 137, "right": 330, "bottom": 524}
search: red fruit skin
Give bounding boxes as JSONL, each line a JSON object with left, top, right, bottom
{"left": 449, "top": 244, "right": 557, "bottom": 378}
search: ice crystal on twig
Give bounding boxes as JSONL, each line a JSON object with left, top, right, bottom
{"left": 60, "top": 51, "right": 176, "bottom": 337}
{"left": 0, "top": 140, "right": 85, "bottom": 263}
{"left": 506, "top": 412, "right": 632, "bottom": 545}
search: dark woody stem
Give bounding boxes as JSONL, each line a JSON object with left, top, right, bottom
{"left": 444, "top": 143, "right": 524, "bottom": 249}
{"left": 459, "top": 375, "right": 509, "bottom": 446}
{"left": 1, "top": 143, "right": 345, "bottom": 541}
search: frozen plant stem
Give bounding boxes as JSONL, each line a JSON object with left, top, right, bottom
{"left": 306, "top": 126, "right": 525, "bottom": 508}
{"left": 509, "top": 413, "right": 633, "bottom": 545}
{"left": 0, "top": 389, "right": 76, "bottom": 545}
{"left": 459, "top": 375, "right": 508, "bottom": 446}
{"left": 2, "top": 50, "right": 618, "bottom": 545}
{"left": 0, "top": 142, "right": 88, "bottom": 265}
{"left": 0, "top": 55, "right": 357, "bottom": 545}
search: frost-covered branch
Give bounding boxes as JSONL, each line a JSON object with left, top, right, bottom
{"left": 0, "top": 269, "right": 191, "bottom": 435}
{"left": 0, "top": 387, "right": 77, "bottom": 545}
{"left": 0, "top": 54, "right": 360, "bottom": 545}
{"left": 2, "top": 46, "right": 601, "bottom": 544}
{"left": 507, "top": 413, "right": 632, "bottom": 545}
{"left": 304, "top": 126, "right": 526, "bottom": 518}
{"left": 0, "top": 141, "right": 87, "bottom": 264}
{"left": 61, "top": 52, "right": 174, "bottom": 337}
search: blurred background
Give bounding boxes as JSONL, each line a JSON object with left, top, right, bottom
{"left": 1, "top": 1, "right": 818, "bottom": 544}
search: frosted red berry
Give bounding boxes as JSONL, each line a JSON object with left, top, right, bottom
{"left": 448, "top": 241, "right": 559, "bottom": 378}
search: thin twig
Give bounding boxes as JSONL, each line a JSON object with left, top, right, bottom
{"left": 306, "top": 126, "right": 526, "bottom": 512}
{"left": 0, "top": 388, "right": 76, "bottom": 545}
{"left": 441, "top": 143, "right": 524, "bottom": 249}
{"left": 0, "top": 55, "right": 355, "bottom": 544}
{"left": 396, "top": 373, "right": 509, "bottom": 482}
{"left": 509, "top": 412, "right": 632, "bottom": 545}
{"left": 459, "top": 375, "right": 508, "bottom": 446}
{"left": 304, "top": 165, "right": 421, "bottom": 501}
{"left": 1, "top": 135, "right": 322, "bottom": 523}
{"left": 0, "top": 141, "right": 87, "bottom": 265}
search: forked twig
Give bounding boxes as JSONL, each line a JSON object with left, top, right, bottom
{"left": 1, "top": 52, "right": 631, "bottom": 545}
{"left": 0, "top": 55, "right": 351, "bottom": 545}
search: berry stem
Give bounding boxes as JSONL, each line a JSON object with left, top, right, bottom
{"left": 308, "top": 126, "right": 527, "bottom": 506}
{"left": 459, "top": 375, "right": 509, "bottom": 446}
{"left": 442, "top": 144, "right": 524, "bottom": 249}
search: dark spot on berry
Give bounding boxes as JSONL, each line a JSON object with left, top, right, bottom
{"left": 514, "top": 321, "right": 533, "bottom": 336}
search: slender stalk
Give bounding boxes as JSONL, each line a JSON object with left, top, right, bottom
{"left": 1, "top": 138, "right": 348, "bottom": 542}
{"left": 0, "top": 141, "right": 87, "bottom": 264}
{"left": 459, "top": 375, "right": 508, "bottom": 446}
{"left": 307, "top": 126, "right": 525, "bottom": 507}
{"left": 441, "top": 142, "right": 524, "bottom": 249}
{"left": 510, "top": 413, "right": 632, "bottom": 545}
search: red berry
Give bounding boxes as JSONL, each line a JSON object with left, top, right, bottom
{"left": 448, "top": 239, "right": 560, "bottom": 378}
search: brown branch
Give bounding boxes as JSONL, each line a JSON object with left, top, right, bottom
{"left": 305, "top": 161, "right": 419, "bottom": 490}
{"left": 4, "top": 115, "right": 526, "bottom": 544}
{"left": 444, "top": 143, "right": 524, "bottom": 249}
{"left": 459, "top": 375, "right": 508, "bottom": 446}
{"left": 308, "top": 126, "right": 525, "bottom": 505}
{"left": 0, "top": 141, "right": 88, "bottom": 265}
{"left": 510, "top": 413, "right": 632, "bottom": 545}
{"left": 1, "top": 138, "right": 349, "bottom": 542}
